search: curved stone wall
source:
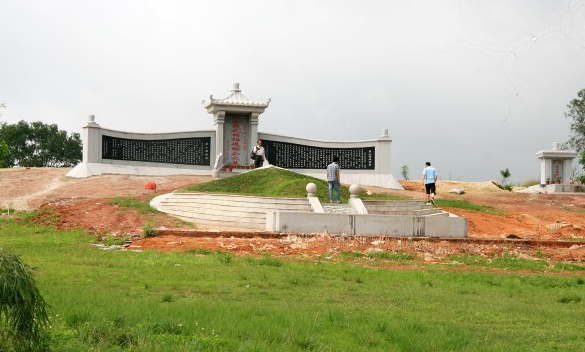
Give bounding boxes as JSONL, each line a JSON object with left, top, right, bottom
{"left": 258, "top": 132, "right": 402, "bottom": 189}
{"left": 68, "top": 119, "right": 215, "bottom": 177}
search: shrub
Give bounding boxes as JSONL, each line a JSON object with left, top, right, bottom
{"left": 0, "top": 249, "right": 50, "bottom": 351}
{"left": 142, "top": 223, "right": 156, "bottom": 238}
{"left": 400, "top": 164, "right": 410, "bottom": 180}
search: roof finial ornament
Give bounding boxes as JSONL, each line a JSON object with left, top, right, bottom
{"left": 202, "top": 84, "right": 270, "bottom": 110}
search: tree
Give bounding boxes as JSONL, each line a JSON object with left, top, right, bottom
{"left": 500, "top": 168, "right": 511, "bottom": 186}
{"left": 0, "top": 249, "right": 50, "bottom": 351}
{"left": 565, "top": 88, "right": 585, "bottom": 155}
{"left": 400, "top": 164, "right": 410, "bottom": 180}
{"left": 0, "top": 104, "right": 9, "bottom": 167}
{"left": 0, "top": 120, "right": 82, "bottom": 168}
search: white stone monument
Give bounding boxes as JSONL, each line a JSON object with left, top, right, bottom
{"left": 68, "top": 83, "right": 403, "bottom": 189}
{"left": 202, "top": 83, "right": 271, "bottom": 171}
{"left": 536, "top": 142, "right": 577, "bottom": 185}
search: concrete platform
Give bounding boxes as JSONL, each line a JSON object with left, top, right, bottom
{"left": 266, "top": 212, "right": 467, "bottom": 238}
{"left": 152, "top": 192, "right": 311, "bottom": 230}
{"left": 152, "top": 192, "right": 468, "bottom": 237}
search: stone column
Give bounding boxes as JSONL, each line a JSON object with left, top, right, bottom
{"left": 539, "top": 158, "right": 547, "bottom": 185}
{"left": 82, "top": 115, "right": 101, "bottom": 163}
{"left": 375, "top": 128, "right": 392, "bottom": 175}
{"left": 249, "top": 113, "right": 260, "bottom": 164}
{"left": 563, "top": 160, "right": 574, "bottom": 183}
{"left": 214, "top": 111, "right": 226, "bottom": 165}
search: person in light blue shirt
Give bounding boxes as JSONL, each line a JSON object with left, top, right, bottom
{"left": 421, "top": 162, "right": 437, "bottom": 205}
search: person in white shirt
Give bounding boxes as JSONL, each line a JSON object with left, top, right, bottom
{"left": 252, "top": 139, "right": 266, "bottom": 168}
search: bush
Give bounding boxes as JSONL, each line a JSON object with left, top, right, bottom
{"left": 142, "top": 223, "right": 156, "bottom": 238}
{"left": 0, "top": 249, "right": 50, "bottom": 351}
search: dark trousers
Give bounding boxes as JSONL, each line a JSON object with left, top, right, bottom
{"left": 254, "top": 155, "right": 263, "bottom": 168}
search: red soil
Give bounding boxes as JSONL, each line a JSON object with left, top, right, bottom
{"left": 2, "top": 168, "right": 584, "bottom": 264}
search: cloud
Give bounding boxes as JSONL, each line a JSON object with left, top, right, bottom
{"left": 1, "top": 0, "right": 584, "bottom": 181}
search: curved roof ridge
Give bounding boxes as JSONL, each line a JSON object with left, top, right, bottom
{"left": 203, "top": 83, "right": 271, "bottom": 108}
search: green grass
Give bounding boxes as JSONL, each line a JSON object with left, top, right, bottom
{"left": 449, "top": 254, "right": 585, "bottom": 272}
{"left": 107, "top": 196, "right": 157, "bottom": 214}
{"left": 435, "top": 199, "right": 507, "bottom": 216}
{"left": 182, "top": 167, "right": 407, "bottom": 203}
{"left": 448, "top": 254, "right": 550, "bottom": 270}
{"left": 563, "top": 206, "right": 585, "bottom": 214}
{"left": 2, "top": 218, "right": 585, "bottom": 351}
{"left": 0, "top": 207, "right": 16, "bottom": 215}
{"left": 520, "top": 179, "right": 540, "bottom": 188}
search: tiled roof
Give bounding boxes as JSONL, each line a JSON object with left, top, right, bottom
{"left": 203, "top": 84, "right": 270, "bottom": 108}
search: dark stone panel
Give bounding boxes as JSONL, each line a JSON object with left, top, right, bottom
{"left": 262, "top": 139, "right": 375, "bottom": 170}
{"left": 102, "top": 135, "right": 211, "bottom": 166}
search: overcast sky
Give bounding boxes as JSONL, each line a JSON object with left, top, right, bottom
{"left": 1, "top": 0, "right": 585, "bottom": 182}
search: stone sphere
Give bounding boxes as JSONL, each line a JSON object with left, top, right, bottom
{"left": 306, "top": 183, "right": 317, "bottom": 196}
{"left": 349, "top": 184, "right": 360, "bottom": 197}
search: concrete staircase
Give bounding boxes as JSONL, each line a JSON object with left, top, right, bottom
{"left": 322, "top": 203, "right": 353, "bottom": 214}
{"left": 153, "top": 192, "right": 312, "bottom": 230}
{"left": 153, "top": 193, "right": 467, "bottom": 237}
{"left": 362, "top": 200, "right": 454, "bottom": 217}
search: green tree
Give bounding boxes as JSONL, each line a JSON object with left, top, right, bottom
{"left": 400, "top": 164, "right": 410, "bottom": 180}
{"left": 0, "top": 249, "right": 50, "bottom": 351}
{"left": 0, "top": 104, "right": 9, "bottom": 167}
{"left": 500, "top": 168, "right": 511, "bottom": 186}
{"left": 0, "top": 120, "right": 81, "bottom": 167}
{"left": 565, "top": 88, "right": 585, "bottom": 154}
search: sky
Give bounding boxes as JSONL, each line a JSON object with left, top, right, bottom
{"left": 1, "top": 0, "right": 585, "bottom": 182}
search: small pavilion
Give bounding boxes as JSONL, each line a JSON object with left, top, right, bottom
{"left": 202, "top": 83, "right": 270, "bottom": 172}
{"left": 536, "top": 142, "right": 578, "bottom": 185}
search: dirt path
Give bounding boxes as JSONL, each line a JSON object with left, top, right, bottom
{"left": 1, "top": 167, "right": 214, "bottom": 233}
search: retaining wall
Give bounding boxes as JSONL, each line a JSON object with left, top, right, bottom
{"left": 266, "top": 212, "right": 468, "bottom": 238}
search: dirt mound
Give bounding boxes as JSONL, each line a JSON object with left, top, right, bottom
{"left": 400, "top": 180, "right": 506, "bottom": 194}
{"left": 0, "top": 167, "right": 213, "bottom": 211}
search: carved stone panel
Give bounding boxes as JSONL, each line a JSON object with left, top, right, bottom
{"left": 102, "top": 135, "right": 211, "bottom": 165}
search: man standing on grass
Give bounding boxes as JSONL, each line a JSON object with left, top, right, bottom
{"left": 327, "top": 156, "right": 341, "bottom": 203}
{"left": 422, "top": 161, "right": 437, "bottom": 205}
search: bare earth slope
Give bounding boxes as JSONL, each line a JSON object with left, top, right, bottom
{"left": 1, "top": 168, "right": 584, "bottom": 263}
{"left": 1, "top": 167, "right": 212, "bottom": 234}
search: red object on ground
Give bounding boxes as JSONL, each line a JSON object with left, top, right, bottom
{"left": 145, "top": 182, "right": 157, "bottom": 190}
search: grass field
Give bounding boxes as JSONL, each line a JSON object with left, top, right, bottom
{"left": 182, "top": 167, "right": 407, "bottom": 203}
{"left": 2, "top": 217, "right": 585, "bottom": 351}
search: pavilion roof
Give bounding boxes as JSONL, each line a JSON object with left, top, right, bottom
{"left": 202, "top": 83, "right": 270, "bottom": 109}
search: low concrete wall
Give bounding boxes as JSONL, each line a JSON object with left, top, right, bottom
{"left": 544, "top": 184, "right": 585, "bottom": 193}
{"left": 67, "top": 162, "right": 213, "bottom": 178}
{"left": 266, "top": 212, "right": 467, "bottom": 238}
{"left": 348, "top": 197, "right": 368, "bottom": 214}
